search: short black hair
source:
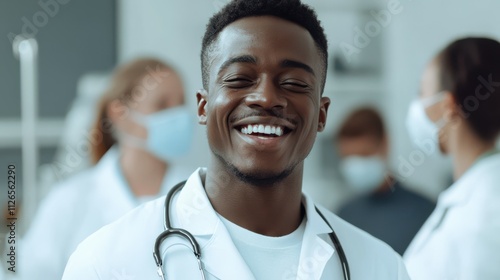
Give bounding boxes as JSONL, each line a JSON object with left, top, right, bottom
{"left": 201, "top": 0, "right": 328, "bottom": 93}
{"left": 337, "top": 108, "right": 386, "bottom": 142}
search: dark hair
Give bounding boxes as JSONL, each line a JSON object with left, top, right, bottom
{"left": 337, "top": 108, "right": 386, "bottom": 142}
{"left": 201, "top": 0, "right": 328, "bottom": 93}
{"left": 90, "top": 58, "right": 174, "bottom": 163}
{"left": 435, "top": 37, "right": 500, "bottom": 141}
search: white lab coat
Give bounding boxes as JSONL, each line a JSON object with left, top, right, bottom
{"left": 17, "top": 148, "right": 190, "bottom": 280}
{"left": 63, "top": 168, "right": 409, "bottom": 280}
{"left": 404, "top": 153, "right": 500, "bottom": 280}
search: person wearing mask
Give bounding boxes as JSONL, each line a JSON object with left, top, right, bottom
{"left": 62, "top": 1, "right": 410, "bottom": 279}
{"left": 336, "top": 107, "right": 435, "bottom": 255}
{"left": 404, "top": 37, "right": 500, "bottom": 279}
{"left": 18, "top": 58, "right": 193, "bottom": 280}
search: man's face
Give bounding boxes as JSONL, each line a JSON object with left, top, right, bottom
{"left": 197, "top": 16, "right": 329, "bottom": 183}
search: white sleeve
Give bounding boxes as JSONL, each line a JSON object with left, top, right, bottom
{"left": 17, "top": 190, "right": 73, "bottom": 280}
{"left": 459, "top": 227, "right": 500, "bottom": 279}
{"left": 62, "top": 245, "right": 101, "bottom": 280}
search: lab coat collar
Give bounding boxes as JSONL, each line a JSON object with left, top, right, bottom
{"left": 174, "top": 168, "right": 254, "bottom": 279}
{"left": 405, "top": 153, "right": 500, "bottom": 258}
{"left": 97, "top": 147, "right": 181, "bottom": 221}
{"left": 438, "top": 153, "right": 500, "bottom": 207}
{"left": 174, "top": 168, "right": 335, "bottom": 280}
{"left": 174, "top": 168, "right": 334, "bottom": 236}
{"left": 302, "top": 195, "right": 336, "bottom": 235}
{"left": 174, "top": 168, "right": 219, "bottom": 236}
{"left": 95, "top": 147, "right": 137, "bottom": 214}
{"left": 297, "top": 195, "right": 336, "bottom": 280}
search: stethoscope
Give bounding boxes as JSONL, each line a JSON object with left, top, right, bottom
{"left": 153, "top": 181, "right": 351, "bottom": 280}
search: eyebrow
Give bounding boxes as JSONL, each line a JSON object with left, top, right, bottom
{"left": 217, "top": 56, "right": 316, "bottom": 77}
{"left": 218, "top": 55, "right": 257, "bottom": 76}
{"left": 280, "top": 59, "right": 315, "bottom": 77}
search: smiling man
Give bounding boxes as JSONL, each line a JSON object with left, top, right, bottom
{"left": 63, "top": 1, "right": 410, "bottom": 279}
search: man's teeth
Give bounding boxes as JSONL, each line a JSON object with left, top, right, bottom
{"left": 241, "top": 124, "right": 284, "bottom": 136}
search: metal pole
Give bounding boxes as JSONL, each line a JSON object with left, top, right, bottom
{"left": 13, "top": 35, "right": 39, "bottom": 226}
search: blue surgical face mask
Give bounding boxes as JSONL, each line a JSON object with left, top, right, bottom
{"left": 125, "top": 106, "right": 194, "bottom": 162}
{"left": 339, "top": 155, "right": 387, "bottom": 193}
{"left": 406, "top": 92, "right": 447, "bottom": 155}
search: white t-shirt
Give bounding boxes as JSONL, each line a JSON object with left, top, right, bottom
{"left": 218, "top": 214, "right": 306, "bottom": 280}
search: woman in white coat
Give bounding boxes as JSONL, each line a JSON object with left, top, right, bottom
{"left": 18, "top": 58, "right": 193, "bottom": 280}
{"left": 404, "top": 37, "right": 500, "bottom": 279}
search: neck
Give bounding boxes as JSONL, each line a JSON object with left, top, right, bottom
{"left": 204, "top": 159, "right": 304, "bottom": 237}
{"left": 448, "top": 126, "right": 495, "bottom": 180}
{"left": 120, "top": 145, "right": 168, "bottom": 197}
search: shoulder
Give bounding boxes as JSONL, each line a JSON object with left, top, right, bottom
{"left": 43, "top": 151, "right": 124, "bottom": 206}
{"left": 393, "top": 182, "right": 436, "bottom": 211}
{"left": 74, "top": 195, "right": 165, "bottom": 251}
{"left": 36, "top": 168, "right": 100, "bottom": 216}
{"left": 316, "top": 204, "right": 409, "bottom": 279}
{"left": 53, "top": 160, "right": 116, "bottom": 193}
{"left": 318, "top": 204, "right": 393, "bottom": 252}
{"left": 20, "top": 168, "right": 103, "bottom": 277}
{"left": 34, "top": 167, "right": 107, "bottom": 220}
{"left": 337, "top": 195, "right": 369, "bottom": 216}
{"left": 63, "top": 196, "right": 166, "bottom": 279}
{"left": 395, "top": 182, "right": 432, "bottom": 201}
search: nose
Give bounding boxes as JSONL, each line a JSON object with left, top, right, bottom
{"left": 245, "top": 78, "right": 287, "bottom": 110}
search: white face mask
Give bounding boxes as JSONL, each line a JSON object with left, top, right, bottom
{"left": 124, "top": 106, "right": 194, "bottom": 162}
{"left": 405, "top": 93, "right": 446, "bottom": 155}
{"left": 340, "top": 155, "right": 387, "bottom": 193}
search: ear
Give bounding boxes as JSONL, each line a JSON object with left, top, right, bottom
{"left": 196, "top": 89, "right": 208, "bottom": 125}
{"left": 317, "top": 97, "right": 330, "bottom": 132}
{"left": 441, "top": 91, "right": 463, "bottom": 126}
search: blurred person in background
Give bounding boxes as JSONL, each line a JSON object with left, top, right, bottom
{"left": 18, "top": 58, "right": 193, "bottom": 280}
{"left": 336, "top": 107, "right": 435, "bottom": 255}
{"left": 404, "top": 37, "right": 500, "bottom": 279}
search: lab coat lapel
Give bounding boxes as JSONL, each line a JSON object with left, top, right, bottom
{"left": 173, "top": 168, "right": 255, "bottom": 280}
{"left": 405, "top": 162, "right": 480, "bottom": 256}
{"left": 295, "top": 197, "right": 335, "bottom": 280}
{"left": 201, "top": 223, "right": 256, "bottom": 280}
{"left": 95, "top": 148, "right": 137, "bottom": 222}
{"left": 404, "top": 204, "right": 448, "bottom": 256}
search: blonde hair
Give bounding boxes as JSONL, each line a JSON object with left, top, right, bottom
{"left": 90, "top": 58, "right": 174, "bottom": 164}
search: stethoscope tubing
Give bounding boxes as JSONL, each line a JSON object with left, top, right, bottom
{"left": 153, "top": 181, "right": 350, "bottom": 280}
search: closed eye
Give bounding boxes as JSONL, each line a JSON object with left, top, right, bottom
{"left": 281, "top": 81, "right": 311, "bottom": 92}
{"left": 283, "top": 82, "right": 308, "bottom": 87}
{"left": 223, "top": 77, "right": 254, "bottom": 89}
